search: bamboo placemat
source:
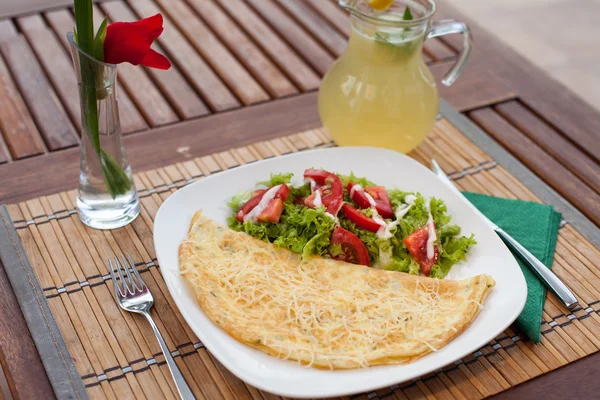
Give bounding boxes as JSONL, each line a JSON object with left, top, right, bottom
{"left": 3, "top": 118, "right": 600, "bottom": 400}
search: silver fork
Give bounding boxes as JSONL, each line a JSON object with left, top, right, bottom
{"left": 109, "top": 255, "right": 195, "bottom": 399}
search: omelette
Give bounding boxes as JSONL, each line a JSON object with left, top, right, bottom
{"left": 179, "top": 211, "right": 495, "bottom": 369}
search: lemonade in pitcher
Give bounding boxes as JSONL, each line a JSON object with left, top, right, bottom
{"left": 319, "top": 0, "right": 471, "bottom": 153}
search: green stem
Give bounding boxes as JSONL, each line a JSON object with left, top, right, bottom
{"left": 74, "top": 0, "right": 100, "bottom": 153}
{"left": 74, "top": 0, "right": 131, "bottom": 198}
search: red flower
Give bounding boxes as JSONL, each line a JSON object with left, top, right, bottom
{"left": 104, "top": 13, "right": 171, "bottom": 70}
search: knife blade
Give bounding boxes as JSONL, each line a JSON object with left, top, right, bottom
{"left": 430, "top": 159, "right": 579, "bottom": 310}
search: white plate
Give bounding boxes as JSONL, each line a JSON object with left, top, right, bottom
{"left": 153, "top": 147, "right": 527, "bottom": 398}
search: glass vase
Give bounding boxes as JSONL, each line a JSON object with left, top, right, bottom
{"left": 68, "top": 32, "right": 139, "bottom": 229}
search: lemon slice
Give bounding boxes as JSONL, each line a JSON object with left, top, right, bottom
{"left": 368, "top": 0, "right": 395, "bottom": 11}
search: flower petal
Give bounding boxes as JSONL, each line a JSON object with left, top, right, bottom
{"left": 131, "top": 13, "right": 164, "bottom": 42}
{"left": 103, "top": 13, "right": 169, "bottom": 69}
{"left": 104, "top": 22, "right": 149, "bottom": 65}
{"left": 140, "top": 48, "right": 171, "bottom": 70}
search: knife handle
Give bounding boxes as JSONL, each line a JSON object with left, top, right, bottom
{"left": 495, "top": 228, "right": 579, "bottom": 310}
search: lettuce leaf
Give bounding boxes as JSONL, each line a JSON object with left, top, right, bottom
{"left": 228, "top": 203, "right": 335, "bottom": 259}
{"left": 257, "top": 172, "right": 293, "bottom": 187}
{"left": 388, "top": 189, "right": 414, "bottom": 208}
{"left": 227, "top": 190, "right": 252, "bottom": 212}
{"left": 430, "top": 197, "right": 452, "bottom": 227}
{"left": 290, "top": 183, "right": 311, "bottom": 202}
{"left": 430, "top": 234, "right": 477, "bottom": 279}
{"left": 337, "top": 172, "right": 375, "bottom": 188}
{"left": 439, "top": 224, "right": 461, "bottom": 238}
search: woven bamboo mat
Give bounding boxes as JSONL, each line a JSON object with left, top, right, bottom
{"left": 5, "top": 118, "right": 600, "bottom": 400}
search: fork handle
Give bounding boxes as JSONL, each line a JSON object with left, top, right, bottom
{"left": 495, "top": 228, "right": 579, "bottom": 310}
{"left": 143, "top": 312, "right": 196, "bottom": 399}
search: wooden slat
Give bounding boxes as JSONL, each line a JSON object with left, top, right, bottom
{"left": 469, "top": 107, "right": 600, "bottom": 226}
{"left": 423, "top": 38, "right": 456, "bottom": 61}
{"left": 494, "top": 100, "right": 600, "bottom": 193}
{"left": 0, "top": 0, "right": 99, "bottom": 19}
{"left": 430, "top": 61, "right": 517, "bottom": 111}
{"left": 98, "top": 2, "right": 209, "bottom": 121}
{"left": 247, "top": 0, "right": 335, "bottom": 75}
{"left": 1, "top": 36, "right": 78, "bottom": 150}
{"left": 128, "top": 0, "right": 240, "bottom": 112}
{"left": 43, "top": 9, "right": 149, "bottom": 134}
{"left": 186, "top": 0, "right": 297, "bottom": 98}
{"left": 0, "top": 20, "right": 17, "bottom": 41}
{"left": 277, "top": 0, "right": 347, "bottom": 57}
{"left": 0, "top": 91, "right": 322, "bottom": 204}
{"left": 305, "top": 0, "right": 351, "bottom": 37}
{"left": 17, "top": 14, "right": 83, "bottom": 130}
{"left": 0, "top": 258, "right": 56, "bottom": 400}
{"left": 0, "top": 135, "right": 8, "bottom": 165}
{"left": 218, "top": 0, "right": 320, "bottom": 91}
{"left": 434, "top": 1, "right": 600, "bottom": 167}
{"left": 0, "top": 52, "right": 45, "bottom": 159}
{"left": 153, "top": 0, "right": 269, "bottom": 105}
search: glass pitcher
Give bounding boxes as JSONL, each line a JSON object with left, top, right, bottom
{"left": 318, "top": 0, "right": 471, "bottom": 153}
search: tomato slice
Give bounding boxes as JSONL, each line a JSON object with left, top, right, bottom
{"left": 347, "top": 182, "right": 371, "bottom": 209}
{"left": 274, "top": 183, "right": 290, "bottom": 201}
{"left": 403, "top": 226, "right": 439, "bottom": 276}
{"left": 257, "top": 198, "right": 284, "bottom": 223}
{"left": 293, "top": 196, "right": 306, "bottom": 205}
{"left": 348, "top": 183, "right": 394, "bottom": 219}
{"left": 341, "top": 204, "right": 382, "bottom": 233}
{"left": 304, "top": 169, "right": 333, "bottom": 185}
{"left": 330, "top": 227, "right": 370, "bottom": 266}
{"left": 235, "top": 189, "right": 266, "bottom": 222}
{"left": 303, "top": 169, "right": 344, "bottom": 215}
{"left": 364, "top": 186, "right": 394, "bottom": 218}
{"left": 235, "top": 185, "right": 290, "bottom": 223}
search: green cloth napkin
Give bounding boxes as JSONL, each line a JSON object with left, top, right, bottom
{"left": 462, "top": 192, "right": 562, "bottom": 343}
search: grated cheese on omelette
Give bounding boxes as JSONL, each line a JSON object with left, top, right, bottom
{"left": 180, "top": 212, "right": 495, "bottom": 369}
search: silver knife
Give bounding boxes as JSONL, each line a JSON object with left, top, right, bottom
{"left": 431, "top": 159, "right": 579, "bottom": 310}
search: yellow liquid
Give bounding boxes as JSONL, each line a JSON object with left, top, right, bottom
{"left": 318, "top": 29, "right": 439, "bottom": 153}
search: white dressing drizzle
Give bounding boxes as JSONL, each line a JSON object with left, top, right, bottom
{"left": 425, "top": 198, "right": 437, "bottom": 259}
{"left": 373, "top": 192, "right": 420, "bottom": 239}
{"left": 305, "top": 178, "right": 317, "bottom": 192}
{"left": 305, "top": 178, "right": 340, "bottom": 225}
{"left": 351, "top": 185, "right": 389, "bottom": 238}
{"left": 313, "top": 190, "right": 323, "bottom": 208}
{"left": 373, "top": 213, "right": 393, "bottom": 239}
{"left": 364, "top": 192, "right": 377, "bottom": 208}
{"left": 350, "top": 184, "right": 415, "bottom": 239}
{"left": 243, "top": 184, "right": 282, "bottom": 223}
{"left": 404, "top": 194, "right": 417, "bottom": 204}
{"left": 349, "top": 183, "right": 362, "bottom": 199}
{"left": 394, "top": 194, "right": 417, "bottom": 220}
{"left": 325, "top": 212, "right": 340, "bottom": 225}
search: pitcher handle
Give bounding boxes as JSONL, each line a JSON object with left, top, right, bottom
{"left": 426, "top": 20, "right": 472, "bottom": 86}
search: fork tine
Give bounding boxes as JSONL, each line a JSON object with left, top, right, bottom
{"left": 108, "top": 258, "right": 125, "bottom": 297}
{"left": 127, "top": 254, "right": 147, "bottom": 290}
{"left": 114, "top": 256, "right": 133, "bottom": 295}
{"left": 121, "top": 254, "right": 140, "bottom": 292}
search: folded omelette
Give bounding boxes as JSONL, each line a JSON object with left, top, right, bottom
{"left": 180, "top": 211, "right": 495, "bottom": 369}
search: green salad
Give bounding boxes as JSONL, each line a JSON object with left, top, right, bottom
{"left": 227, "top": 169, "right": 475, "bottom": 279}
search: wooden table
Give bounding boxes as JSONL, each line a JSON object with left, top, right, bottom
{"left": 0, "top": 1, "right": 598, "bottom": 399}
